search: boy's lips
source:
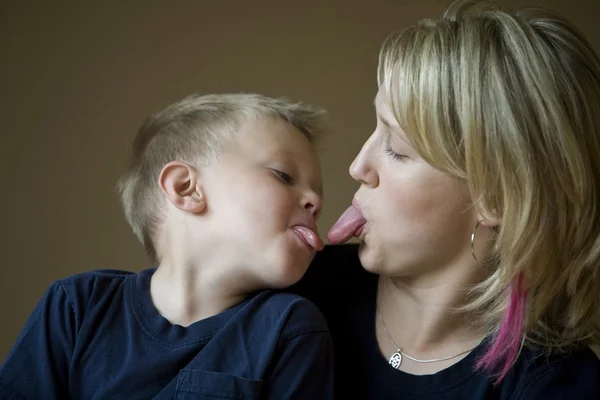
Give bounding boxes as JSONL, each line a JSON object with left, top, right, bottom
{"left": 292, "top": 225, "right": 324, "bottom": 251}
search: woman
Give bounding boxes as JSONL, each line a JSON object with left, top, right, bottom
{"left": 297, "top": 0, "right": 600, "bottom": 398}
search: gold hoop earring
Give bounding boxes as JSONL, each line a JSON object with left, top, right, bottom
{"left": 471, "top": 220, "right": 496, "bottom": 265}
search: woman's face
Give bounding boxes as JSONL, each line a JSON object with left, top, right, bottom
{"left": 348, "top": 88, "right": 483, "bottom": 281}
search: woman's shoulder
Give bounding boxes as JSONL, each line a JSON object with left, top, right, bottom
{"left": 502, "top": 345, "right": 600, "bottom": 399}
{"left": 290, "top": 244, "right": 378, "bottom": 311}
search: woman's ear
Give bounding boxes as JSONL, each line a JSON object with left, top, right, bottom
{"left": 477, "top": 210, "right": 501, "bottom": 228}
{"left": 158, "top": 161, "right": 206, "bottom": 214}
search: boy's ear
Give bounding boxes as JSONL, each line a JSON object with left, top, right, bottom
{"left": 158, "top": 161, "right": 206, "bottom": 214}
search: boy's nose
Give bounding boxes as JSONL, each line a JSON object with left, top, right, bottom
{"left": 302, "top": 192, "right": 322, "bottom": 220}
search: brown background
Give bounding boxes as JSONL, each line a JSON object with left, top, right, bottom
{"left": 1, "top": 0, "right": 599, "bottom": 361}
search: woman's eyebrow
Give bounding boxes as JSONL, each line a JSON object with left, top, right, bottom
{"left": 373, "top": 98, "right": 392, "bottom": 127}
{"left": 378, "top": 115, "right": 392, "bottom": 127}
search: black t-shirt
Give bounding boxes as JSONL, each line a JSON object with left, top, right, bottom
{"left": 0, "top": 268, "right": 334, "bottom": 399}
{"left": 291, "top": 244, "right": 600, "bottom": 399}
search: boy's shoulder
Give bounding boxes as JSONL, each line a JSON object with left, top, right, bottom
{"left": 60, "top": 268, "right": 138, "bottom": 281}
{"left": 51, "top": 268, "right": 145, "bottom": 310}
{"left": 246, "top": 290, "right": 330, "bottom": 337}
{"left": 57, "top": 268, "right": 138, "bottom": 290}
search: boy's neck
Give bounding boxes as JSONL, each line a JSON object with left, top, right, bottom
{"left": 149, "top": 261, "right": 250, "bottom": 327}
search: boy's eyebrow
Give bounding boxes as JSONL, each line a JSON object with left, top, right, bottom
{"left": 269, "top": 149, "right": 323, "bottom": 196}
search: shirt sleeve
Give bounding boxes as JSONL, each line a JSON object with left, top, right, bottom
{"left": 262, "top": 299, "right": 334, "bottom": 400}
{"left": 264, "top": 330, "right": 334, "bottom": 399}
{"left": 0, "top": 282, "right": 77, "bottom": 399}
{"left": 513, "top": 348, "right": 600, "bottom": 400}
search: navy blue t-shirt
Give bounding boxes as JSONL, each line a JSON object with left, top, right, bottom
{"left": 0, "top": 268, "right": 334, "bottom": 399}
{"left": 291, "top": 244, "right": 600, "bottom": 399}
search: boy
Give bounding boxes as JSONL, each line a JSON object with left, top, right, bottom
{"left": 0, "top": 93, "right": 333, "bottom": 399}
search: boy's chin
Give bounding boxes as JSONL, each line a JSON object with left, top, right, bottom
{"left": 261, "top": 259, "right": 311, "bottom": 289}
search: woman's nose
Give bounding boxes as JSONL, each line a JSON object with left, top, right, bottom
{"left": 349, "top": 132, "right": 379, "bottom": 188}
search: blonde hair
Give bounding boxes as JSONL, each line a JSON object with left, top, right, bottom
{"left": 117, "top": 93, "right": 328, "bottom": 262}
{"left": 378, "top": 0, "right": 600, "bottom": 378}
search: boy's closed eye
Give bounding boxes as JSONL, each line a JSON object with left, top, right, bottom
{"left": 272, "top": 169, "right": 294, "bottom": 185}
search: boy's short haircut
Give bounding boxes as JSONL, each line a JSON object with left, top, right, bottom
{"left": 116, "top": 93, "right": 328, "bottom": 262}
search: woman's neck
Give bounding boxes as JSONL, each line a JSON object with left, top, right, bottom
{"left": 375, "top": 272, "right": 488, "bottom": 375}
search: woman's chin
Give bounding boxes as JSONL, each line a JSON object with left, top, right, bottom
{"left": 358, "top": 241, "right": 384, "bottom": 275}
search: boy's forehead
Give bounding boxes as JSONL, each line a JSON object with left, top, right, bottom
{"left": 230, "top": 119, "right": 323, "bottom": 192}
{"left": 242, "top": 120, "right": 316, "bottom": 159}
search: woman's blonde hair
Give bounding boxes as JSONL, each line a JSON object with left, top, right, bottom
{"left": 378, "top": 0, "right": 600, "bottom": 380}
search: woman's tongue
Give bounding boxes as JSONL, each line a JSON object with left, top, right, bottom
{"left": 327, "top": 205, "right": 367, "bottom": 245}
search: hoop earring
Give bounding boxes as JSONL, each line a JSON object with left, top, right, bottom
{"left": 471, "top": 220, "right": 496, "bottom": 265}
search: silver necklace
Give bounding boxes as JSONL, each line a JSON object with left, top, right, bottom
{"left": 377, "top": 310, "right": 476, "bottom": 370}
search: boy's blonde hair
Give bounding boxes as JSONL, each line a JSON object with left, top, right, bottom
{"left": 117, "top": 93, "right": 328, "bottom": 262}
{"left": 378, "top": 0, "right": 600, "bottom": 379}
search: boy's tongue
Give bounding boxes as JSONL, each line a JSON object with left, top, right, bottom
{"left": 293, "top": 226, "right": 325, "bottom": 251}
{"left": 327, "top": 205, "right": 367, "bottom": 245}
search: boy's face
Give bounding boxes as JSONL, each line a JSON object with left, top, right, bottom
{"left": 198, "top": 118, "right": 323, "bottom": 289}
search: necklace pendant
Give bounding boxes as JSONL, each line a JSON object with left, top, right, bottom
{"left": 388, "top": 350, "right": 402, "bottom": 369}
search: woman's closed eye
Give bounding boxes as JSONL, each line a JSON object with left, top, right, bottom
{"left": 385, "top": 146, "right": 408, "bottom": 161}
{"left": 273, "top": 169, "right": 295, "bottom": 185}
